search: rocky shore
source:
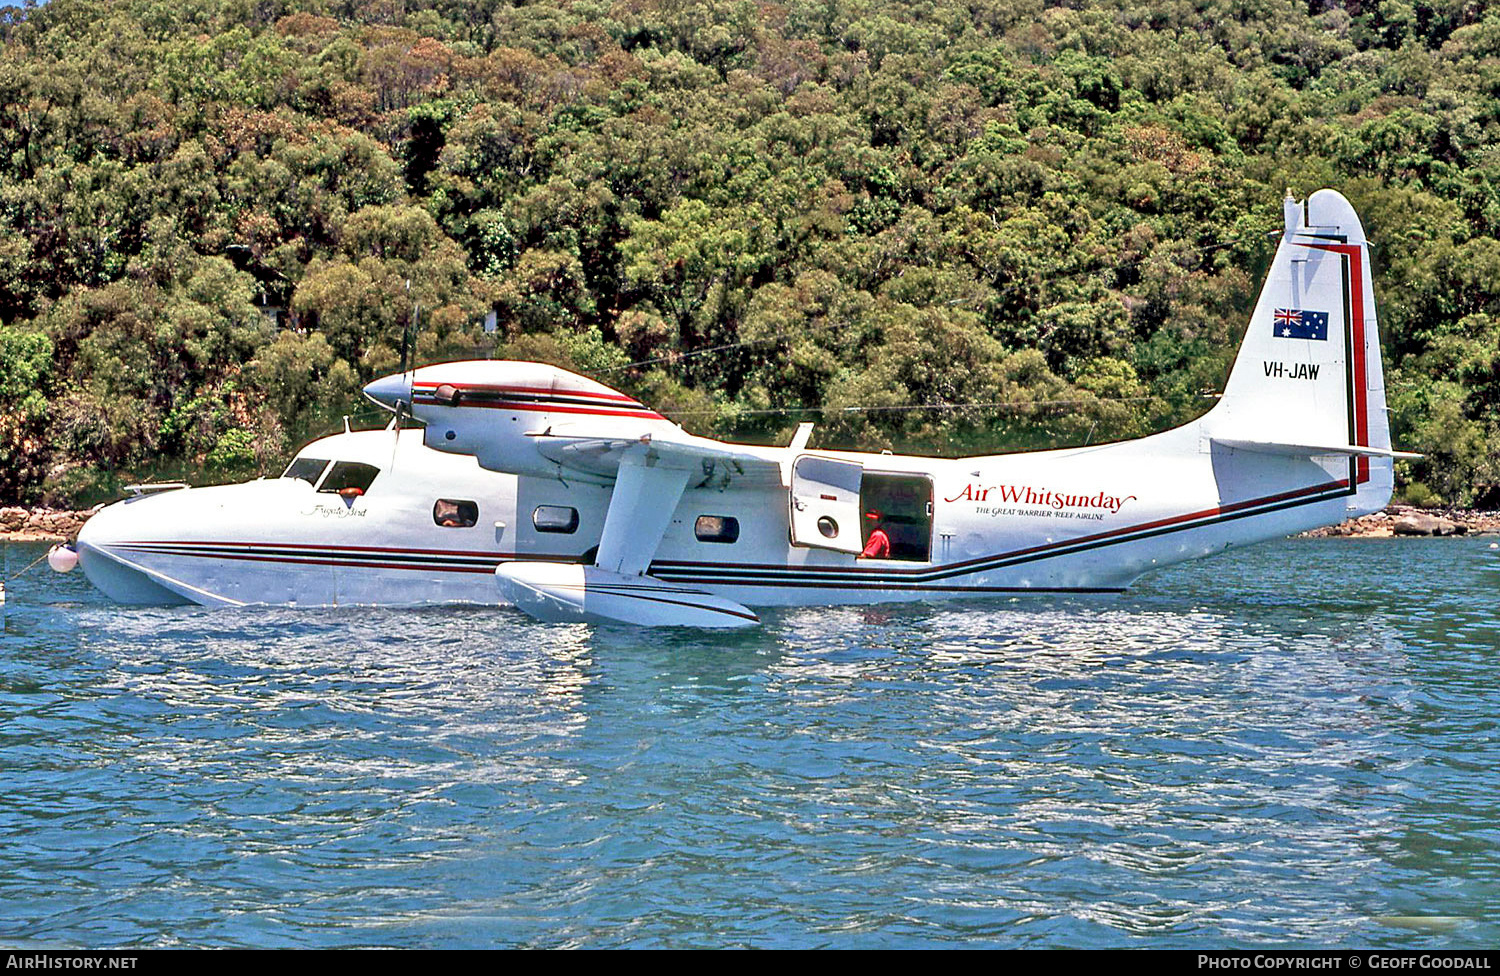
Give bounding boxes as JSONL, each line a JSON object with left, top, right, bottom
{"left": 0, "top": 506, "right": 102, "bottom": 542}
{"left": 1301, "top": 506, "right": 1500, "bottom": 538}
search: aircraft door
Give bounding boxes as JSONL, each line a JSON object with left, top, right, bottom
{"left": 859, "top": 473, "right": 933, "bottom": 561}
{"left": 789, "top": 455, "right": 866, "bottom": 554}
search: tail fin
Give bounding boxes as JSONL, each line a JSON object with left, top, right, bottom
{"left": 1203, "top": 189, "right": 1403, "bottom": 515}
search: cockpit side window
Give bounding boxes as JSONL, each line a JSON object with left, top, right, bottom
{"left": 317, "top": 461, "right": 380, "bottom": 497}
{"left": 283, "top": 457, "right": 330, "bottom": 485}
{"left": 434, "top": 499, "right": 479, "bottom": 528}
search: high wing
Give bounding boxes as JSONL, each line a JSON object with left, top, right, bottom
{"left": 530, "top": 423, "right": 787, "bottom": 490}
{"left": 359, "top": 359, "right": 792, "bottom": 490}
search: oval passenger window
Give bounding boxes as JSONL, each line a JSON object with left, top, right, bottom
{"left": 817, "top": 516, "right": 838, "bottom": 539}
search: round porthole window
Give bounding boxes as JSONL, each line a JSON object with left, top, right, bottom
{"left": 817, "top": 516, "right": 838, "bottom": 538}
{"left": 445, "top": 430, "right": 456, "bottom": 441}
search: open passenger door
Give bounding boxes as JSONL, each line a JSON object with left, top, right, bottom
{"left": 789, "top": 455, "right": 865, "bottom": 554}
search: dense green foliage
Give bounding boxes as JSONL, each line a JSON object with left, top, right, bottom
{"left": 1, "top": 0, "right": 1498, "bottom": 505}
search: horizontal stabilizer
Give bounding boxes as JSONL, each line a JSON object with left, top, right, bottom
{"left": 1212, "top": 438, "right": 1421, "bottom": 460}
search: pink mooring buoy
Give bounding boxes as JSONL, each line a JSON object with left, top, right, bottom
{"left": 47, "top": 544, "right": 79, "bottom": 573}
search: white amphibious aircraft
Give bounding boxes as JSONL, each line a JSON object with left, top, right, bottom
{"left": 75, "top": 190, "right": 1411, "bottom": 627}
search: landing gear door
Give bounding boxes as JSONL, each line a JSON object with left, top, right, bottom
{"left": 789, "top": 455, "right": 865, "bottom": 554}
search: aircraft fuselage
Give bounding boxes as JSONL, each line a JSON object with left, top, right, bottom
{"left": 76, "top": 423, "right": 1361, "bottom": 609}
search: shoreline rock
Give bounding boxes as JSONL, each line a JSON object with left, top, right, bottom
{"left": 1301, "top": 506, "right": 1500, "bottom": 538}
{"left": 0, "top": 505, "right": 103, "bottom": 542}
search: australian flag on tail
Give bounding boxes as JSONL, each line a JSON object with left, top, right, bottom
{"left": 1273, "top": 308, "right": 1330, "bottom": 340}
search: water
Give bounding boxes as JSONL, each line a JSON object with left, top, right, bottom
{"left": 2, "top": 538, "right": 1497, "bottom": 948}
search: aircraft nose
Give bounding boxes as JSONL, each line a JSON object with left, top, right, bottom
{"left": 363, "top": 372, "right": 411, "bottom": 411}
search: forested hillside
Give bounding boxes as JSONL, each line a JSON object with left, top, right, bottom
{"left": 1, "top": 0, "right": 1497, "bottom": 506}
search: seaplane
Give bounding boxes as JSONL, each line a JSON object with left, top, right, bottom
{"left": 70, "top": 189, "right": 1413, "bottom": 627}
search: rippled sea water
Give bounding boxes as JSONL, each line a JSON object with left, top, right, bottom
{"left": 2, "top": 537, "right": 1498, "bottom": 948}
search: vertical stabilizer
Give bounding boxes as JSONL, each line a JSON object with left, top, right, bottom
{"left": 1204, "top": 189, "right": 1394, "bottom": 514}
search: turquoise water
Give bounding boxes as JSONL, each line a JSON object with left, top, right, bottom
{"left": 2, "top": 537, "right": 1497, "bottom": 948}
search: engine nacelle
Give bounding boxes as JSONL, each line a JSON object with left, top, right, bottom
{"left": 363, "top": 361, "right": 676, "bottom": 479}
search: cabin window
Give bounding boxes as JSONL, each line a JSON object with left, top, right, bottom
{"left": 533, "top": 505, "right": 579, "bottom": 534}
{"left": 283, "top": 457, "right": 329, "bottom": 485}
{"left": 695, "top": 515, "right": 740, "bottom": 544}
{"left": 318, "top": 461, "right": 380, "bottom": 498}
{"left": 433, "top": 499, "right": 478, "bottom": 528}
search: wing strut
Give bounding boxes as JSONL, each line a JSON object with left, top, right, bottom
{"left": 594, "top": 447, "right": 693, "bottom": 576}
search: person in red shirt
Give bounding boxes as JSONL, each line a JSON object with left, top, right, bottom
{"left": 861, "top": 511, "right": 891, "bottom": 558}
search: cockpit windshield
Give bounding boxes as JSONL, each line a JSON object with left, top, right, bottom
{"left": 317, "top": 461, "right": 381, "bottom": 497}
{"left": 283, "top": 457, "right": 330, "bottom": 485}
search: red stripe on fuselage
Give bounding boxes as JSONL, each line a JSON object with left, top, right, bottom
{"left": 1297, "top": 241, "right": 1370, "bottom": 484}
